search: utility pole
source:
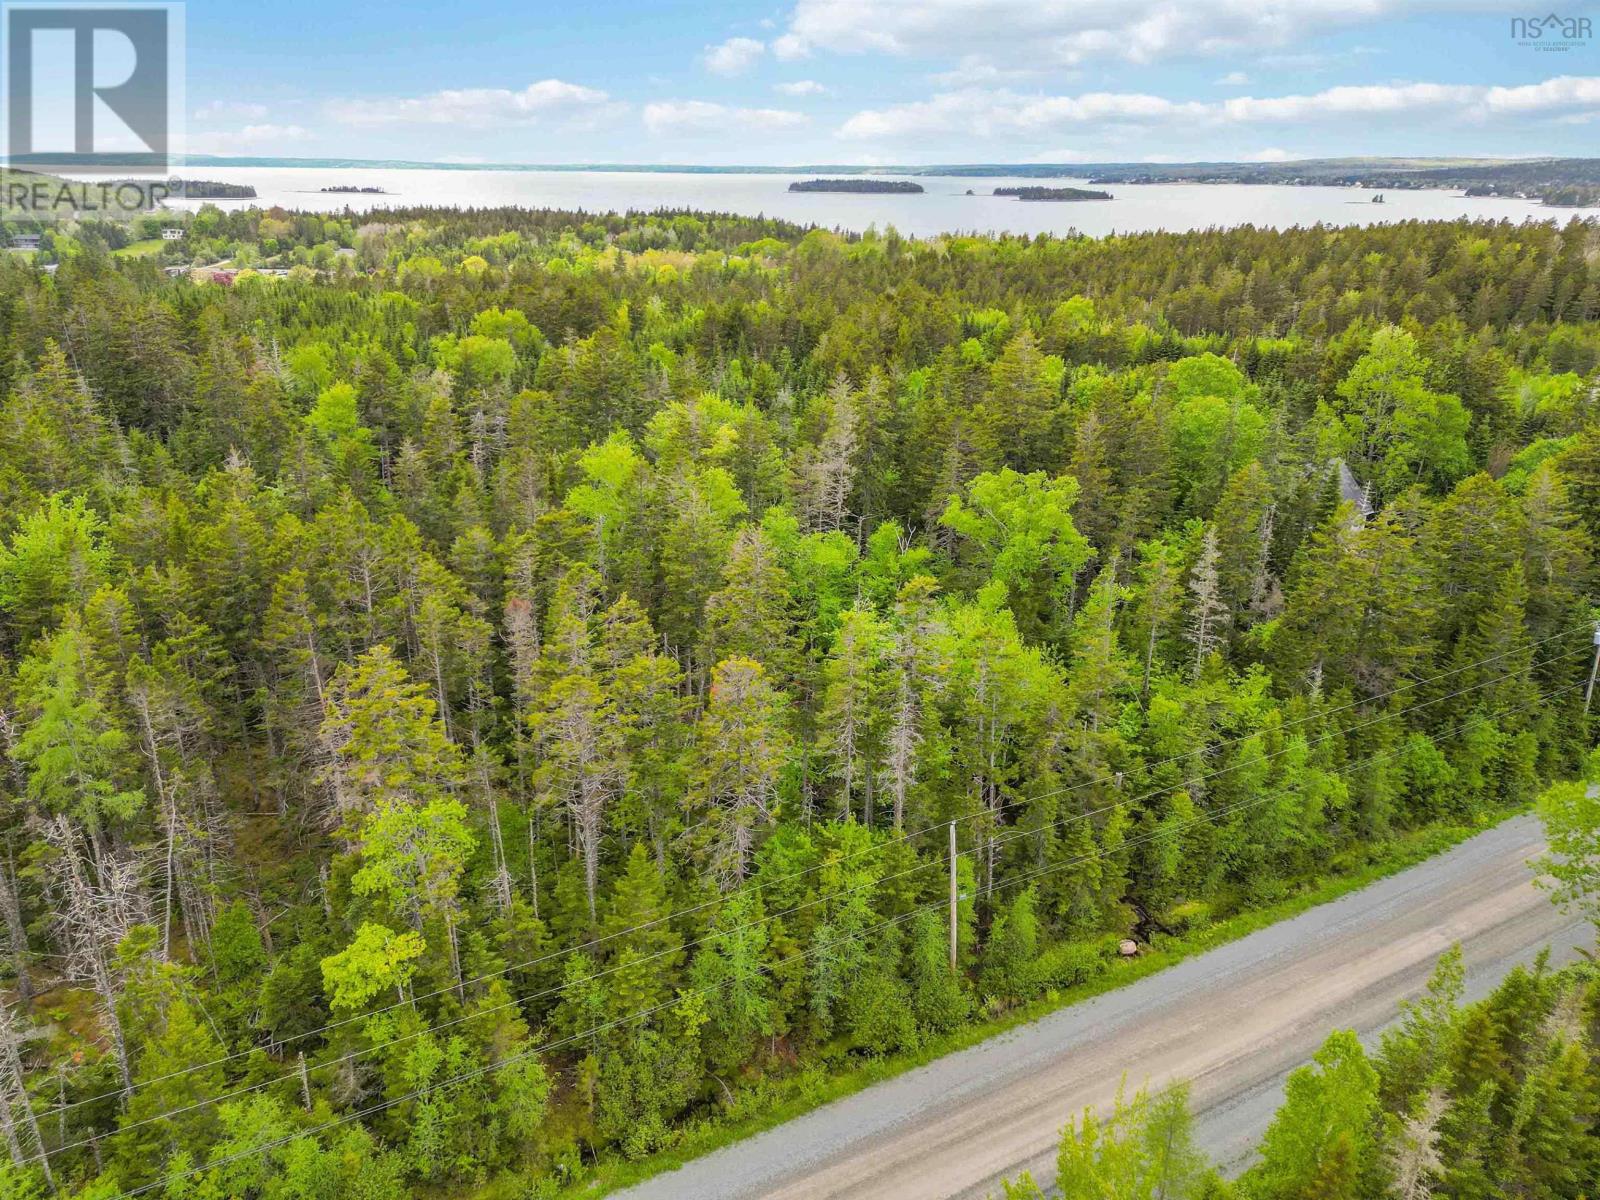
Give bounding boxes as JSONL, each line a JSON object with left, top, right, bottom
{"left": 1587, "top": 622, "right": 1600, "bottom": 713}
{"left": 948, "top": 822, "right": 958, "bottom": 974}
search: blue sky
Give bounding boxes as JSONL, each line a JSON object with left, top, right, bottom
{"left": 179, "top": 0, "right": 1600, "bottom": 164}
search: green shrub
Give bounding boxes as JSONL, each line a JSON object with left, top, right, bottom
{"left": 1029, "top": 939, "right": 1109, "bottom": 992}
{"left": 1165, "top": 901, "right": 1214, "bottom": 935}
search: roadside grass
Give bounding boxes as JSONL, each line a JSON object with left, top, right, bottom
{"left": 487, "top": 812, "right": 1518, "bottom": 1200}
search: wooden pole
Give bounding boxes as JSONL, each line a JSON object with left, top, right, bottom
{"left": 1586, "top": 626, "right": 1600, "bottom": 713}
{"left": 948, "top": 822, "right": 958, "bottom": 974}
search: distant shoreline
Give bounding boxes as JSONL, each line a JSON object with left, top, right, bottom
{"left": 179, "top": 154, "right": 1577, "bottom": 174}
{"left": 165, "top": 156, "right": 1600, "bottom": 208}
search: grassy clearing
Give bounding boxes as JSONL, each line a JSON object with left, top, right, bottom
{"left": 113, "top": 238, "right": 165, "bottom": 258}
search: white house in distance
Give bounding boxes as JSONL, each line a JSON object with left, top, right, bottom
{"left": 161, "top": 227, "right": 185, "bottom": 241}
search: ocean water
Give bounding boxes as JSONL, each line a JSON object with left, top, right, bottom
{"left": 159, "top": 166, "right": 1600, "bottom": 238}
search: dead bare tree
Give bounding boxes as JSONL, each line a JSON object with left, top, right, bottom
{"left": 0, "top": 714, "right": 35, "bottom": 1006}
{"left": 473, "top": 751, "right": 515, "bottom": 919}
{"left": 0, "top": 999, "right": 52, "bottom": 1190}
{"left": 0, "top": 849, "right": 33, "bottom": 1009}
{"left": 125, "top": 668, "right": 229, "bottom": 956}
{"left": 45, "top": 818, "right": 150, "bottom": 1095}
{"left": 881, "top": 580, "right": 949, "bottom": 830}
{"left": 313, "top": 687, "right": 360, "bottom": 841}
{"left": 1185, "top": 525, "right": 1229, "bottom": 680}
{"left": 795, "top": 373, "right": 859, "bottom": 534}
{"left": 503, "top": 593, "right": 541, "bottom": 799}
{"left": 1387, "top": 1088, "right": 1445, "bottom": 1200}
{"left": 465, "top": 649, "right": 514, "bottom": 919}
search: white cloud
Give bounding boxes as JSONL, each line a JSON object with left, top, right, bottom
{"left": 702, "top": 36, "right": 766, "bottom": 76}
{"left": 1244, "top": 147, "right": 1292, "bottom": 161}
{"left": 193, "top": 99, "right": 270, "bottom": 121}
{"left": 237, "top": 122, "right": 309, "bottom": 144}
{"left": 772, "top": 32, "right": 811, "bottom": 60}
{"left": 1253, "top": 45, "right": 1383, "bottom": 72}
{"left": 930, "top": 55, "right": 1044, "bottom": 87}
{"left": 1216, "top": 71, "right": 1249, "bottom": 86}
{"left": 775, "top": 79, "right": 829, "bottom": 96}
{"left": 1483, "top": 75, "right": 1600, "bottom": 114}
{"left": 839, "top": 76, "right": 1600, "bottom": 141}
{"left": 839, "top": 88, "right": 1203, "bottom": 140}
{"left": 183, "top": 124, "right": 309, "bottom": 154}
{"left": 328, "top": 80, "right": 617, "bottom": 128}
{"left": 778, "top": 0, "right": 1482, "bottom": 74}
{"left": 644, "top": 100, "right": 808, "bottom": 135}
{"left": 1219, "top": 81, "right": 1476, "bottom": 122}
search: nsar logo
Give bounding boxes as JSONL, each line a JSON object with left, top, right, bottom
{"left": 1510, "top": 11, "right": 1593, "bottom": 50}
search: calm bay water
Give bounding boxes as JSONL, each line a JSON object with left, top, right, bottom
{"left": 161, "top": 166, "right": 1600, "bottom": 238}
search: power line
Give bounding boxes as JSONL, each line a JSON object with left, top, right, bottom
{"left": 311, "top": 618, "right": 1596, "bottom": 1020}
{"left": 84, "top": 647, "right": 1567, "bottom": 1137}
{"left": 31, "top": 668, "right": 1582, "bottom": 1169}
{"left": 83, "top": 682, "right": 1579, "bottom": 1200}
{"left": 40, "top": 625, "right": 1592, "bottom": 1122}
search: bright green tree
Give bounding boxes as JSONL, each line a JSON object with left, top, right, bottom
{"left": 1248, "top": 1031, "right": 1379, "bottom": 1199}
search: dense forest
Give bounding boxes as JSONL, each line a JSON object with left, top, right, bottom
{"left": 0, "top": 205, "right": 1596, "bottom": 1199}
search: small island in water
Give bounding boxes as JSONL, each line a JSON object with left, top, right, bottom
{"left": 994, "top": 186, "right": 1113, "bottom": 202}
{"left": 320, "top": 185, "right": 389, "bottom": 194}
{"left": 168, "top": 179, "right": 257, "bottom": 199}
{"left": 789, "top": 178, "right": 924, "bottom": 194}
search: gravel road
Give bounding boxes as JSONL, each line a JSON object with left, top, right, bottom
{"left": 613, "top": 813, "right": 1589, "bottom": 1200}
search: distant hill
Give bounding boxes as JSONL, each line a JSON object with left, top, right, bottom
{"left": 1075, "top": 158, "right": 1600, "bottom": 207}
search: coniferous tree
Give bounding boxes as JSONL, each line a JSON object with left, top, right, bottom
{"left": 1250, "top": 1031, "right": 1379, "bottom": 1200}
{"left": 687, "top": 658, "right": 790, "bottom": 887}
